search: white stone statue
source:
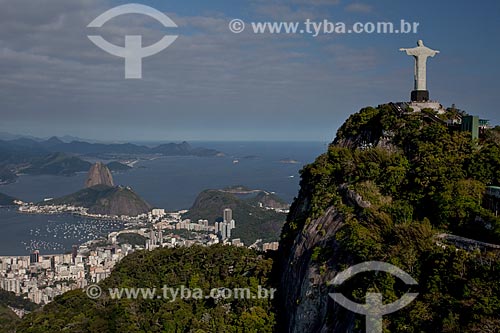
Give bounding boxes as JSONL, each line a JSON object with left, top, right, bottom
{"left": 400, "top": 40, "right": 439, "bottom": 91}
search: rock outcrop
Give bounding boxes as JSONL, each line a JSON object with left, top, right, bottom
{"left": 279, "top": 192, "right": 358, "bottom": 332}
{"left": 84, "top": 162, "right": 114, "bottom": 188}
{"left": 47, "top": 185, "right": 152, "bottom": 217}
{"left": 44, "top": 162, "right": 152, "bottom": 216}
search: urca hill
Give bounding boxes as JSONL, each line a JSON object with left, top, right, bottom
{"left": 43, "top": 162, "right": 151, "bottom": 216}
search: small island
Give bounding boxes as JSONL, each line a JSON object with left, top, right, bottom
{"left": 279, "top": 158, "right": 300, "bottom": 164}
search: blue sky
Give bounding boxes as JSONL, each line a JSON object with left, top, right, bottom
{"left": 0, "top": 0, "right": 498, "bottom": 141}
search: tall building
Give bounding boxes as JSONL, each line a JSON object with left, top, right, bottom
{"left": 149, "top": 230, "right": 156, "bottom": 244}
{"left": 223, "top": 208, "right": 232, "bottom": 223}
{"left": 220, "top": 222, "right": 227, "bottom": 239}
{"left": 158, "top": 229, "right": 163, "bottom": 244}
{"left": 30, "top": 250, "right": 39, "bottom": 264}
{"left": 72, "top": 245, "right": 78, "bottom": 264}
{"left": 215, "top": 211, "right": 235, "bottom": 240}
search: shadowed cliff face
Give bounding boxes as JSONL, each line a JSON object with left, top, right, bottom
{"left": 278, "top": 188, "right": 357, "bottom": 333}
{"left": 85, "top": 162, "right": 114, "bottom": 188}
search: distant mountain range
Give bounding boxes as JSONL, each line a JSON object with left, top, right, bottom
{"left": 21, "top": 152, "right": 92, "bottom": 176}
{"left": 0, "top": 132, "right": 110, "bottom": 143}
{"left": 0, "top": 137, "right": 222, "bottom": 183}
{"left": 0, "top": 136, "right": 221, "bottom": 157}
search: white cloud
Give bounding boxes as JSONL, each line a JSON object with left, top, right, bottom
{"left": 292, "top": 0, "right": 341, "bottom": 5}
{"left": 0, "top": 0, "right": 385, "bottom": 140}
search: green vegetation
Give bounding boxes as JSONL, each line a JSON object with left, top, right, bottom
{"left": 0, "top": 290, "right": 39, "bottom": 333}
{"left": 0, "top": 290, "right": 38, "bottom": 312}
{"left": 14, "top": 245, "right": 276, "bottom": 333}
{"left": 280, "top": 104, "right": 500, "bottom": 332}
{"left": 183, "top": 189, "right": 287, "bottom": 244}
{"left": 106, "top": 161, "right": 132, "bottom": 172}
{"left": 44, "top": 184, "right": 152, "bottom": 216}
{"left": 0, "top": 145, "right": 90, "bottom": 178}
{"left": 170, "top": 229, "right": 199, "bottom": 240}
{"left": 0, "top": 167, "right": 17, "bottom": 184}
{"left": 0, "top": 304, "right": 20, "bottom": 333}
{"left": 22, "top": 152, "right": 91, "bottom": 176}
{"left": 116, "top": 233, "right": 147, "bottom": 247}
{"left": 222, "top": 185, "right": 254, "bottom": 192}
{"left": 246, "top": 191, "right": 289, "bottom": 211}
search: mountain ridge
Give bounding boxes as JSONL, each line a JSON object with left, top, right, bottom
{"left": 0, "top": 138, "right": 222, "bottom": 182}
{"left": 277, "top": 104, "right": 500, "bottom": 332}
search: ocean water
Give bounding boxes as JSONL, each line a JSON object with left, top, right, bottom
{"left": 0, "top": 141, "right": 327, "bottom": 255}
{"left": 0, "top": 207, "right": 127, "bottom": 255}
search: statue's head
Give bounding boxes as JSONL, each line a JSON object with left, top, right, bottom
{"left": 417, "top": 40, "right": 424, "bottom": 46}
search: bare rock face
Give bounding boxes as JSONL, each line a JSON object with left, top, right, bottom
{"left": 278, "top": 182, "right": 369, "bottom": 332}
{"left": 279, "top": 203, "right": 356, "bottom": 333}
{"left": 84, "top": 162, "right": 114, "bottom": 188}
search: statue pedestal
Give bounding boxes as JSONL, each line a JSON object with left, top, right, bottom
{"left": 411, "top": 90, "right": 429, "bottom": 102}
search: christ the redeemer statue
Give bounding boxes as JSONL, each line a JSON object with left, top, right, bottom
{"left": 400, "top": 40, "right": 439, "bottom": 102}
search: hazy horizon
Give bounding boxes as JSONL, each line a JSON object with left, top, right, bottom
{"left": 1, "top": 0, "right": 499, "bottom": 141}
{"left": 0, "top": 130, "right": 329, "bottom": 144}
